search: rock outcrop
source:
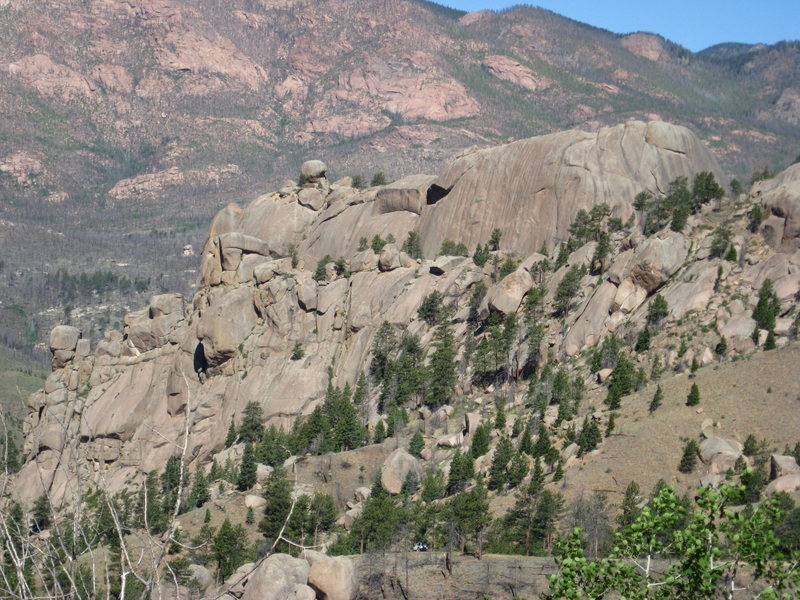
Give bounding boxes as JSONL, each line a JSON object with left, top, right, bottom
{"left": 18, "top": 121, "right": 800, "bottom": 510}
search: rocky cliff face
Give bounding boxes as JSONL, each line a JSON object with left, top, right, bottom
{"left": 3, "top": 0, "right": 800, "bottom": 379}
{"left": 13, "top": 121, "right": 800, "bottom": 509}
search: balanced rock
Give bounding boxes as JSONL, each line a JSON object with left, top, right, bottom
{"left": 300, "top": 160, "right": 327, "bottom": 180}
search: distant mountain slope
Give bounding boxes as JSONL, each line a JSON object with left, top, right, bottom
{"left": 0, "top": 0, "right": 799, "bottom": 366}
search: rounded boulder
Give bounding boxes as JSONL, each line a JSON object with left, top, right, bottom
{"left": 308, "top": 556, "right": 358, "bottom": 600}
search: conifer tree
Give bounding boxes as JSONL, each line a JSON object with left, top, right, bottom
{"left": 370, "top": 321, "right": 397, "bottom": 383}
{"left": 678, "top": 439, "right": 699, "bottom": 473}
{"left": 532, "top": 423, "right": 552, "bottom": 459}
{"left": 259, "top": 467, "right": 292, "bottom": 545}
{"left": 752, "top": 279, "right": 781, "bottom": 332}
{"left": 686, "top": 382, "right": 700, "bottom": 406}
{"left": 647, "top": 294, "right": 669, "bottom": 324}
{"left": 161, "top": 455, "right": 183, "bottom": 515}
{"left": 189, "top": 465, "right": 210, "bottom": 509}
{"left": 605, "top": 413, "right": 616, "bottom": 437}
{"left": 353, "top": 372, "right": 368, "bottom": 406}
{"left": 508, "top": 452, "right": 529, "bottom": 488}
{"left": 447, "top": 479, "right": 491, "bottom": 557}
{"left": 409, "top": 430, "right": 424, "bottom": 457}
{"left": 224, "top": 419, "right": 237, "bottom": 448}
{"left": 239, "top": 402, "right": 265, "bottom": 443}
{"left": 617, "top": 481, "right": 641, "bottom": 528}
{"left": 518, "top": 424, "right": 534, "bottom": 456}
{"left": 577, "top": 418, "right": 602, "bottom": 456}
{"left": 309, "top": 493, "right": 337, "bottom": 546}
{"left": 649, "top": 384, "right": 663, "bottom": 414}
{"left": 372, "top": 420, "right": 386, "bottom": 444}
{"left": 764, "top": 330, "right": 777, "bottom": 350}
{"left": 470, "top": 424, "right": 490, "bottom": 458}
{"left": 421, "top": 469, "right": 445, "bottom": 502}
{"left": 447, "top": 449, "right": 474, "bottom": 494}
{"left": 236, "top": 442, "right": 257, "bottom": 491}
{"left": 32, "top": 494, "right": 51, "bottom": 532}
{"left": 489, "top": 436, "right": 514, "bottom": 490}
{"left": 213, "top": 519, "right": 249, "bottom": 582}
{"left": 494, "top": 400, "right": 507, "bottom": 431}
{"left": 426, "top": 324, "right": 457, "bottom": 406}
{"left": 634, "top": 327, "right": 651, "bottom": 352}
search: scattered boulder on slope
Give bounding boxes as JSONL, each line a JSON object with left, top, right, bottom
{"left": 381, "top": 448, "right": 423, "bottom": 494}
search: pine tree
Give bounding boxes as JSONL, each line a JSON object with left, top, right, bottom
{"left": 634, "top": 327, "right": 651, "bottom": 352}
{"left": 470, "top": 424, "right": 490, "bottom": 458}
{"left": 678, "top": 439, "right": 699, "bottom": 473}
{"left": 189, "top": 465, "right": 210, "bottom": 509}
{"left": 161, "top": 455, "right": 183, "bottom": 515}
{"left": 236, "top": 442, "right": 257, "bottom": 491}
{"left": 472, "top": 243, "right": 490, "bottom": 268}
{"left": 715, "top": 336, "right": 728, "bottom": 356}
{"left": 605, "top": 413, "right": 616, "bottom": 437}
{"left": 32, "top": 494, "right": 51, "bottom": 531}
{"left": 617, "top": 481, "right": 642, "bottom": 529}
{"left": 409, "top": 431, "right": 424, "bottom": 457}
{"left": 649, "top": 385, "right": 663, "bottom": 414}
{"left": 488, "top": 228, "right": 503, "bottom": 251}
{"left": 421, "top": 469, "right": 445, "bottom": 502}
{"left": 508, "top": 452, "right": 529, "bottom": 488}
{"left": 259, "top": 467, "right": 292, "bottom": 543}
{"left": 224, "top": 419, "right": 237, "bottom": 448}
{"left": 372, "top": 420, "right": 386, "bottom": 444}
{"left": 647, "top": 294, "right": 669, "bottom": 324}
{"left": 686, "top": 383, "right": 700, "bottom": 406}
{"left": 212, "top": 519, "right": 249, "bottom": 582}
{"left": 426, "top": 324, "right": 457, "bottom": 406}
{"left": 752, "top": 279, "right": 780, "bottom": 332}
{"left": 309, "top": 493, "right": 338, "bottom": 546}
{"left": 531, "top": 489, "right": 564, "bottom": 552}
{"left": 577, "top": 418, "right": 602, "bottom": 456}
{"left": 518, "top": 424, "right": 534, "bottom": 456}
{"left": 239, "top": 402, "right": 265, "bottom": 443}
{"left": 447, "top": 479, "right": 492, "bottom": 557}
{"left": 352, "top": 473, "right": 401, "bottom": 552}
{"left": 764, "top": 330, "right": 777, "bottom": 350}
{"left": 494, "top": 400, "right": 507, "bottom": 431}
{"left": 353, "top": 372, "right": 368, "bottom": 406}
{"left": 402, "top": 231, "right": 424, "bottom": 259}
{"left": 447, "top": 449, "right": 474, "bottom": 495}
{"left": 690, "top": 356, "right": 700, "bottom": 374}
{"left": 489, "top": 436, "right": 514, "bottom": 490}
{"left": 370, "top": 321, "right": 397, "bottom": 383}
{"left": 532, "top": 424, "right": 552, "bottom": 459}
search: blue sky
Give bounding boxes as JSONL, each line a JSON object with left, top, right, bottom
{"left": 437, "top": 1, "right": 800, "bottom": 52}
